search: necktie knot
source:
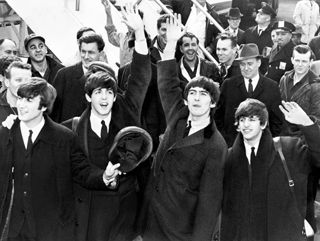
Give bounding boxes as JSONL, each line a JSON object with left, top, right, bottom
{"left": 220, "top": 63, "right": 227, "bottom": 78}
{"left": 101, "top": 120, "right": 108, "bottom": 141}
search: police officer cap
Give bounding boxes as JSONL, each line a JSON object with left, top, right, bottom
{"left": 272, "top": 21, "right": 296, "bottom": 33}
{"left": 108, "top": 126, "right": 153, "bottom": 173}
{"left": 258, "top": 2, "right": 277, "bottom": 18}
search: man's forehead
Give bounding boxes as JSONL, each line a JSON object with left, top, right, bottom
{"left": 189, "top": 86, "right": 208, "bottom": 92}
{"left": 80, "top": 42, "right": 99, "bottom": 50}
{"left": 182, "top": 37, "right": 198, "bottom": 43}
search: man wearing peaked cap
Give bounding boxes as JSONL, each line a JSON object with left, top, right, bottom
{"left": 239, "top": 3, "right": 277, "bottom": 75}
{"left": 265, "top": 21, "right": 295, "bottom": 83}
{"left": 24, "top": 33, "right": 64, "bottom": 85}
{"left": 215, "top": 43, "right": 284, "bottom": 146}
{"left": 225, "top": 7, "right": 244, "bottom": 40}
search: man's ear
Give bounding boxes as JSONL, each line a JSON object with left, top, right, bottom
{"left": 4, "top": 78, "right": 9, "bottom": 88}
{"left": 210, "top": 102, "right": 216, "bottom": 108}
{"left": 85, "top": 94, "right": 92, "bottom": 103}
{"left": 184, "top": 99, "right": 188, "bottom": 106}
{"left": 261, "top": 122, "right": 267, "bottom": 130}
{"left": 40, "top": 106, "right": 47, "bottom": 112}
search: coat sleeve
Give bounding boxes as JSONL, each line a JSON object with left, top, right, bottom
{"left": 157, "top": 59, "right": 185, "bottom": 123}
{"left": 51, "top": 68, "right": 66, "bottom": 123}
{"left": 300, "top": 123, "right": 320, "bottom": 166}
{"left": 123, "top": 51, "right": 151, "bottom": 123}
{"left": 192, "top": 140, "right": 227, "bottom": 241}
{"left": 309, "top": 83, "right": 320, "bottom": 126}
{"left": 268, "top": 82, "right": 284, "bottom": 137}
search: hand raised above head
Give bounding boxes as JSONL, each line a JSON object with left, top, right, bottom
{"left": 121, "top": 3, "right": 144, "bottom": 33}
{"left": 165, "top": 14, "right": 185, "bottom": 43}
{"left": 279, "top": 101, "right": 314, "bottom": 126}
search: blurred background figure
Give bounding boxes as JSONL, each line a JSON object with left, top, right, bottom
{"left": 293, "top": 0, "right": 320, "bottom": 43}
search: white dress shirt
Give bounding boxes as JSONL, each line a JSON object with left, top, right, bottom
{"left": 20, "top": 117, "right": 45, "bottom": 149}
{"left": 90, "top": 111, "right": 112, "bottom": 138}
{"left": 244, "top": 74, "right": 259, "bottom": 92}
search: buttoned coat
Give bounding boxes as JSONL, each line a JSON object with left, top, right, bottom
{"left": 63, "top": 51, "right": 151, "bottom": 241}
{"left": 142, "top": 59, "right": 227, "bottom": 241}
{"left": 51, "top": 62, "right": 87, "bottom": 123}
{"left": 215, "top": 74, "right": 283, "bottom": 146}
{"left": 221, "top": 124, "right": 320, "bottom": 241}
{"left": 265, "top": 40, "right": 295, "bottom": 83}
{"left": 279, "top": 69, "right": 320, "bottom": 136}
{"left": 0, "top": 116, "right": 106, "bottom": 241}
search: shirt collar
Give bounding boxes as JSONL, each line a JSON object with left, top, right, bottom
{"left": 244, "top": 74, "right": 260, "bottom": 90}
{"left": 20, "top": 117, "right": 45, "bottom": 146}
{"left": 187, "top": 114, "right": 211, "bottom": 136}
{"left": 90, "top": 111, "right": 112, "bottom": 138}
{"left": 244, "top": 140, "right": 260, "bottom": 164}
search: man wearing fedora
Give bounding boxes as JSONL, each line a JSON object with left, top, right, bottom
{"left": 239, "top": 3, "right": 277, "bottom": 74}
{"left": 215, "top": 43, "right": 283, "bottom": 146}
{"left": 266, "top": 21, "right": 296, "bottom": 83}
{"left": 225, "top": 7, "right": 244, "bottom": 40}
{"left": 62, "top": 8, "right": 152, "bottom": 241}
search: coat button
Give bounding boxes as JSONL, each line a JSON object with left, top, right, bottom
{"left": 77, "top": 198, "right": 83, "bottom": 203}
{"left": 23, "top": 191, "right": 27, "bottom": 196}
{"left": 24, "top": 173, "right": 28, "bottom": 177}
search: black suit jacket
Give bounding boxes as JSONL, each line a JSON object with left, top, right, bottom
{"left": 0, "top": 116, "right": 106, "bottom": 241}
{"left": 215, "top": 74, "right": 284, "bottom": 146}
{"left": 51, "top": 62, "right": 87, "bottom": 123}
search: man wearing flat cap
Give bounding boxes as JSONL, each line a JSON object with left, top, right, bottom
{"left": 215, "top": 43, "right": 283, "bottom": 146}
{"left": 62, "top": 7, "right": 152, "bottom": 241}
{"left": 24, "top": 34, "right": 64, "bottom": 85}
{"left": 225, "top": 7, "right": 244, "bottom": 40}
{"left": 239, "top": 3, "right": 277, "bottom": 75}
{"left": 265, "top": 21, "right": 295, "bottom": 83}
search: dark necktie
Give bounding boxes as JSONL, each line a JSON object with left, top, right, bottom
{"left": 220, "top": 63, "right": 227, "bottom": 78}
{"left": 248, "top": 147, "right": 255, "bottom": 188}
{"left": 101, "top": 120, "right": 108, "bottom": 141}
{"left": 27, "top": 130, "right": 33, "bottom": 152}
{"left": 183, "top": 120, "right": 191, "bottom": 138}
{"left": 248, "top": 79, "right": 254, "bottom": 97}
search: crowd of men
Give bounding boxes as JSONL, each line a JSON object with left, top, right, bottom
{"left": 0, "top": 0, "right": 320, "bottom": 241}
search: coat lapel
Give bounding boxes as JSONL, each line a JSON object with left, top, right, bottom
{"left": 236, "top": 76, "right": 250, "bottom": 98}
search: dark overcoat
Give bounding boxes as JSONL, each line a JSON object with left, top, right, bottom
{"left": 0, "top": 116, "right": 106, "bottom": 241}
{"left": 265, "top": 40, "right": 295, "bottom": 83}
{"left": 142, "top": 59, "right": 227, "bottom": 241}
{"left": 308, "top": 36, "right": 320, "bottom": 61}
{"left": 64, "top": 51, "right": 151, "bottom": 241}
{"left": 279, "top": 69, "right": 320, "bottom": 136}
{"left": 27, "top": 56, "right": 64, "bottom": 84}
{"left": 221, "top": 125, "right": 320, "bottom": 241}
{"left": 215, "top": 74, "right": 283, "bottom": 146}
{"left": 51, "top": 62, "right": 87, "bottom": 123}
{"left": 178, "top": 57, "right": 221, "bottom": 89}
